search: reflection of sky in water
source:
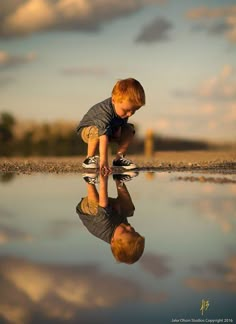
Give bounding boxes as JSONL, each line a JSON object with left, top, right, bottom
{"left": 0, "top": 172, "right": 235, "bottom": 323}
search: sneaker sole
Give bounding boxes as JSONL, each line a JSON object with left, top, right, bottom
{"left": 82, "top": 163, "right": 98, "bottom": 168}
{"left": 113, "top": 165, "right": 137, "bottom": 170}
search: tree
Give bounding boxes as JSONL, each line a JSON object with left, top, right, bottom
{"left": 0, "top": 112, "right": 15, "bottom": 142}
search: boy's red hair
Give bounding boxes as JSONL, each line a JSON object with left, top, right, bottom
{"left": 112, "top": 78, "right": 145, "bottom": 106}
{"left": 111, "top": 234, "right": 145, "bottom": 264}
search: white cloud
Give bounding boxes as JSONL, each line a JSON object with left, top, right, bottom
{"left": 198, "top": 65, "right": 236, "bottom": 100}
{"left": 0, "top": 256, "right": 167, "bottom": 324}
{"left": 187, "top": 5, "right": 236, "bottom": 43}
{"left": 0, "top": 0, "right": 166, "bottom": 38}
{"left": 222, "top": 103, "right": 236, "bottom": 122}
{"left": 174, "top": 65, "right": 236, "bottom": 101}
{"left": 3, "top": 0, "right": 56, "bottom": 36}
{"left": 186, "top": 255, "right": 236, "bottom": 292}
{"left": 0, "top": 225, "right": 32, "bottom": 244}
{"left": 140, "top": 253, "right": 172, "bottom": 277}
{"left": 0, "top": 49, "right": 36, "bottom": 69}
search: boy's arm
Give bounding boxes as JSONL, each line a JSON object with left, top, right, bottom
{"left": 99, "top": 134, "right": 111, "bottom": 171}
{"left": 99, "top": 174, "right": 108, "bottom": 208}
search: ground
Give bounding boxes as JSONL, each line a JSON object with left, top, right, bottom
{"left": 0, "top": 151, "right": 235, "bottom": 174}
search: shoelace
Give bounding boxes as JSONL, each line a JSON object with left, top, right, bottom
{"left": 119, "top": 157, "right": 132, "bottom": 165}
{"left": 120, "top": 175, "right": 131, "bottom": 182}
{"left": 88, "top": 156, "right": 98, "bottom": 163}
{"left": 88, "top": 178, "right": 97, "bottom": 184}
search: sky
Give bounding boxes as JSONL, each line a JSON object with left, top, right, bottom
{"left": 0, "top": 0, "right": 236, "bottom": 141}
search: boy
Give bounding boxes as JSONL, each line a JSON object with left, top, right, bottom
{"left": 76, "top": 78, "right": 145, "bottom": 171}
{"left": 76, "top": 173, "right": 145, "bottom": 264}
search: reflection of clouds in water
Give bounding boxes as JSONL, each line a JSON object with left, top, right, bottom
{"left": 195, "top": 198, "right": 236, "bottom": 233}
{"left": 0, "top": 225, "right": 32, "bottom": 244}
{"left": 230, "top": 185, "right": 236, "bottom": 194}
{"left": 186, "top": 254, "right": 236, "bottom": 293}
{"left": 0, "top": 207, "right": 14, "bottom": 218}
{"left": 173, "top": 181, "right": 236, "bottom": 233}
{"left": 0, "top": 256, "right": 167, "bottom": 324}
{"left": 46, "top": 219, "right": 82, "bottom": 238}
{"left": 202, "top": 184, "right": 215, "bottom": 194}
{"left": 140, "top": 253, "right": 172, "bottom": 278}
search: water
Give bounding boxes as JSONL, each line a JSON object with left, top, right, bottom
{"left": 0, "top": 171, "right": 235, "bottom": 324}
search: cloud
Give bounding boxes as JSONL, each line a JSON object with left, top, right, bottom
{"left": 223, "top": 103, "right": 236, "bottom": 122}
{"left": 0, "top": 50, "right": 36, "bottom": 69}
{"left": 46, "top": 219, "right": 82, "bottom": 237}
{"left": 174, "top": 65, "right": 236, "bottom": 101}
{"left": 186, "top": 5, "right": 236, "bottom": 44}
{"left": 0, "top": 75, "right": 15, "bottom": 87}
{"left": 0, "top": 256, "right": 167, "bottom": 324}
{"left": 191, "top": 261, "right": 228, "bottom": 276}
{"left": 0, "top": 0, "right": 166, "bottom": 38}
{"left": 61, "top": 66, "right": 109, "bottom": 77}
{"left": 186, "top": 254, "right": 236, "bottom": 293}
{"left": 140, "top": 252, "right": 172, "bottom": 277}
{"left": 191, "top": 21, "right": 230, "bottom": 37}
{"left": 135, "top": 16, "right": 173, "bottom": 43}
{"left": 0, "top": 207, "right": 15, "bottom": 218}
{"left": 141, "top": 99, "right": 236, "bottom": 140}
{"left": 198, "top": 65, "right": 236, "bottom": 99}
{"left": 194, "top": 197, "right": 236, "bottom": 233}
{"left": 0, "top": 224, "right": 33, "bottom": 244}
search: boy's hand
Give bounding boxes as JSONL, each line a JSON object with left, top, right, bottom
{"left": 100, "top": 160, "right": 112, "bottom": 174}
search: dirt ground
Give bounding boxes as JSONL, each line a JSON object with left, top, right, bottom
{"left": 0, "top": 151, "right": 235, "bottom": 174}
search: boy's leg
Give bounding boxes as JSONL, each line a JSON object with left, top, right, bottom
{"left": 81, "top": 126, "right": 99, "bottom": 168}
{"left": 115, "top": 124, "right": 135, "bottom": 159}
{"left": 81, "top": 126, "right": 99, "bottom": 157}
{"left": 87, "top": 183, "right": 99, "bottom": 204}
{"left": 88, "top": 139, "right": 99, "bottom": 157}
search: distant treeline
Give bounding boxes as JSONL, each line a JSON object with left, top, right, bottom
{"left": 0, "top": 112, "right": 227, "bottom": 157}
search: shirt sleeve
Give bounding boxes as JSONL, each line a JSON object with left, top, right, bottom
{"left": 96, "top": 120, "right": 113, "bottom": 137}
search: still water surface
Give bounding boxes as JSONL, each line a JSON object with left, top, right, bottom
{"left": 0, "top": 171, "right": 235, "bottom": 323}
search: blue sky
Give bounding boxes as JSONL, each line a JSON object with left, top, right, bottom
{"left": 0, "top": 0, "right": 236, "bottom": 140}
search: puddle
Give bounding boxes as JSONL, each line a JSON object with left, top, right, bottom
{"left": 0, "top": 172, "right": 235, "bottom": 323}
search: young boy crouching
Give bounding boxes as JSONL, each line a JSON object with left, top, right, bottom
{"left": 76, "top": 78, "right": 145, "bottom": 172}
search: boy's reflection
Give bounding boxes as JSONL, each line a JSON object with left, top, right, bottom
{"left": 76, "top": 172, "right": 145, "bottom": 264}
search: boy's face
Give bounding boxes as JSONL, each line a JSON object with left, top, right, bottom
{"left": 112, "top": 99, "right": 141, "bottom": 119}
{"left": 111, "top": 223, "right": 139, "bottom": 243}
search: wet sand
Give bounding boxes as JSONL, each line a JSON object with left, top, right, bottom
{"left": 0, "top": 151, "right": 235, "bottom": 175}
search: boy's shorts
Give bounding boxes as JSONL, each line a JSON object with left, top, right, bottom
{"left": 80, "top": 124, "right": 135, "bottom": 144}
{"left": 80, "top": 126, "right": 99, "bottom": 143}
{"left": 79, "top": 197, "right": 119, "bottom": 216}
{"left": 80, "top": 197, "right": 98, "bottom": 216}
